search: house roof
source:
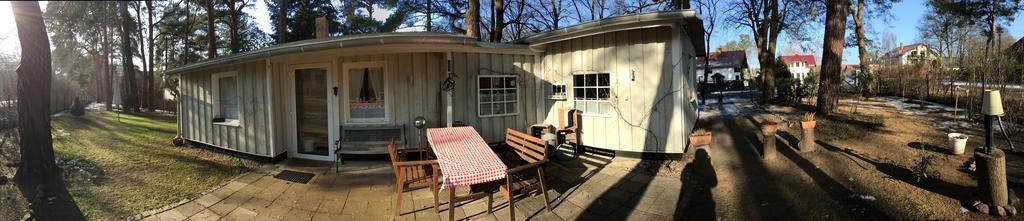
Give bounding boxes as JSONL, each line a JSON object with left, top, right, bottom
{"left": 884, "top": 43, "right": 937, "bottom": 57}
{"left": 779, "top": 54, "right": 816, "bottom": 67}
{"left": 166, "top": 11, "right": 706, "bottom": 76}
{"left": 516, "top": 10, "right": 705, "bottom": 56}
{"left": 695, "top": 50, "right": 747, "bottom": 69}
{"left": 163, "top": 32, "right": 529, "bottom": 75}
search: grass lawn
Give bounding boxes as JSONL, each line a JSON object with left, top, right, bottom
{"left": 49, "top": 110, "right": 257, "bottom": 220}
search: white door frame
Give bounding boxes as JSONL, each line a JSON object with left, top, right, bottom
{"left": 288, "top": 62, "right": 337, "bottom": 161}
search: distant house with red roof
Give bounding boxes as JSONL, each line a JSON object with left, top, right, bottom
{"left": 778, "top": 54, "right": 816, "bottom": 83}
{"left": 695, "top": 50, "right": 749, "bottom": 82}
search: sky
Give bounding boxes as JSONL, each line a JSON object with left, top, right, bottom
{"left": 2, "top": 0, "right": 1024, "bottom": 67}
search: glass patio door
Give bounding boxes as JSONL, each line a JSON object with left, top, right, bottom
{"left": 293, "top": 66, "right": 332, "bottom": 160}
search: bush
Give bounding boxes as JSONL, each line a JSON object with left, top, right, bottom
{"left": 70, "top": 97, "right": 85, "bottom": 117}
{"left": 911, "top": 152, "right": 939, "bottom": 183}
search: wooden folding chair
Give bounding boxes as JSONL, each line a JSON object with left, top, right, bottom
{"left": 387, "top": 139, "right": 440, "bottom": 218}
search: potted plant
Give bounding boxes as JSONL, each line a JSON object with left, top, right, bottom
{"left": 799, "top": 112, "right": 816, "bottom": 152}
{"left": 689, "top": 129, "right": 712, "bottom": 148}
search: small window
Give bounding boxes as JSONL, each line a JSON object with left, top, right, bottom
{"left": 212, "top": 72, "right": 240, "bottom": 124}
{"left": 550, "top": 84, "right": 566, "bottom": 99}
{"left": 345, "top": 62, "right": 388, "bottom": 123}
{"left": 478, "top": 76, "right": 518, "bottom": 117}
{"left": 572, "top": 72, "right": 611, "bottom": 115}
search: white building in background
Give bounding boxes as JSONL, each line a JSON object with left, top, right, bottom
{"left": 877, "top": 43, "right": 939, "bottom": 66}
{"left": 779, "top": 54, "right": 816, "bottom": 83}
{"left": 695, "top": 50, "right": 748, "bottom": 82}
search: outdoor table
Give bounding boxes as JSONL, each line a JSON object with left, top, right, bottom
{"left": 426, "top": 126, "right": 507, "bottom": 219}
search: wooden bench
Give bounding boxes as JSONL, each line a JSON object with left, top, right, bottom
{"left": 492, "top": 128, "right": 552, "bottom": 220}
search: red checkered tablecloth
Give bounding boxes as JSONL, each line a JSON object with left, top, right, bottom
{"left": 427, "top": 126, "right": 507, "bottom": 189}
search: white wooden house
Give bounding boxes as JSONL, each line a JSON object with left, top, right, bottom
{"left": 166, "top": 11, "right": 705, "bottom": 161}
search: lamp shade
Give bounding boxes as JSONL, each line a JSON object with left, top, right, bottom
{"left": 983, "top": 90, "right": 1004, "bottom": 116}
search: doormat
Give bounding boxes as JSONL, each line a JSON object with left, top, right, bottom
{"left": 273, "top": 170, "right": 315, "bottom": 184}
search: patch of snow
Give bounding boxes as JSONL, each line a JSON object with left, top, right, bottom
{"left": 960, "top": 207, "right": 969, "bottom": 213}
{"left": 937, "top": 121, "right": 973, "bottom": 130}
{"left": 851, "top": 194, "right": 876, "bottom": 201}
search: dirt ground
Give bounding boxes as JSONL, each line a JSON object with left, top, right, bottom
{"left": 696, "top": 97, "right": 1024, "bottom": 220}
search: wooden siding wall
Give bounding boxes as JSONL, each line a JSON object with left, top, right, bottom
{"left": 540, "top": 26, "right": 695, "bottom": 153}
{"left": 179, "top": 60, "right": 273, "bottom": 156}
{"left": 268, "top": 51, "right": 538, "bottom": 153}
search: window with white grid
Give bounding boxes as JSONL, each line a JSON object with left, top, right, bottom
{"left": 478, "top": 76, "right": 518, "bottom": 117}
{"left": 573, "top": 73, "right": 611, "bottom": 115}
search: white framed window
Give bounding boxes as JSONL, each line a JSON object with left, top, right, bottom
{"left": 212, "top": 72, "right": 240, "bottom": 126}
{"left": 343, "top": 61, "right": 389, "bottom": 124}
{"left": 478, "top": 75, "right": 518, "bottom": 117}
{"left": 572, "top": 72, "right": 611, "bottom": 115}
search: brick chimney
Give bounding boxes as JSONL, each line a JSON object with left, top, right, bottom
{"left": 899, "top": 42, "right": 904, "bottom": 54}
{"left": 315, "top": 17, "right": 328, "bottom": 39}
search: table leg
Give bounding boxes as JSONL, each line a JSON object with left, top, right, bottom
{"left": 449, "top": 187, "right": 456, "bottom": 221}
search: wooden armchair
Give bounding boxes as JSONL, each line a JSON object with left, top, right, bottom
{"left": 495, "top": 129, "right": 552, "bottom": 220}
{"left": 557, "top": 108, "right": 581, "bottom": 146}
{"left": 387, "top": 140, "right": 440, "bottom": 218}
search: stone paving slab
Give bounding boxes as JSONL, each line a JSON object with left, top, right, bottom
{"left": 143, "top": 156, "right": 692, "bottom": 221}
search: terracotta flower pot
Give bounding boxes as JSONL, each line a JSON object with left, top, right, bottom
{"left": 801, "top": 120, "right": 816, "bottom": 129}
{"left": 689, "top": 133, "right": 712, "bottom": 147}
{"left": 761, "top": 122, "right": 779, "bottom": 135}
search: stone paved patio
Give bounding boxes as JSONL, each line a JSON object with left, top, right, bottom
{"left": 141, "top": 153, "right": 693, "bottom": 221}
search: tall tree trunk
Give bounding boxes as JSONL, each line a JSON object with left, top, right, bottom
{"left": 185, "top": 0, "right": 192, "bottom": 64}
{"left": 103, "top": 19, "right": 114, "bottom": 110}
{"left": 11, "top": 2, "right": 86, "bottom": 219}
{"left": 277, "top": 0, "right": 288, "bottom": 44}
{"left": 426, "top": 0, "right": 432, "bottom": 31}
{"left": 205, "top": 0, "right": 217, "bottom": 59}
{"left": 551, "top": 0, "right": 560, "bottom": 29}
{"left": 121, "top": 1, "right": 139, "bottom": 112}
{"left": 492, "top": 0, "right": 505, "bottom": 42}
{"left": 853, "top": 0, "right": 869, "bottom": 96}
{"left": 466, "top": 0, "right": 481, "bottom": 40}
{"left": 816, "top": 0, "right": 850, "bottom": 116}
{"left": 673, "top": 0, "right": 691, "bottom": 9}
{"left": 135, "top": 2, "right": 148, "bottom": 110}
{"left": 147, "top": 0, "right": 155, "bottom": 111}
{"left": 228, "top": 0, "right": 241, "bottom": 53}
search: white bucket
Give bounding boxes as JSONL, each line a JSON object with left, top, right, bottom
{"left": 948, "top": 133, "right": 969, "bottom": 155}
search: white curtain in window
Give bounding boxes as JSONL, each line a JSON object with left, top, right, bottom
{"left": 219, "top": 77, "right": 239, "bottom": 120}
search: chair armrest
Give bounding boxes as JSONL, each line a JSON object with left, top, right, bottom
{"left": 394, "top": 160, "right": 438, "bottom": 167}
{"left": 506, "top": 159, "right": 548, "bottom": 175}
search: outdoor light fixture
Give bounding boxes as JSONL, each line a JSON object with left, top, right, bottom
{"left": 982, "top": 90, "right": 1004, "bottom": 153}
{"left": 983, "top": 90, "right": 1004, "bottom": 116}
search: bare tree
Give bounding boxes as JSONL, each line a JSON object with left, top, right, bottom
{"left": 727, "top": 0, "right": 817, "bottom": 103}
{"left": 11, "top": 2, "right": 85, "bottom": 219}
{"left": 696, "top": 0, "right": 719, "bottom": 105}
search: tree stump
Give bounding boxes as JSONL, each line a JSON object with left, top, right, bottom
{"left": 761, "top": 122, "right": 778, "bottom": 160}
{"left": 976, "top": 149, "right": 1009, "bottom": 207}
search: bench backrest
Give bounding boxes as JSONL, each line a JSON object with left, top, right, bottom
{"left": 505, "top": 128, "right": 548, "bottom": 163}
